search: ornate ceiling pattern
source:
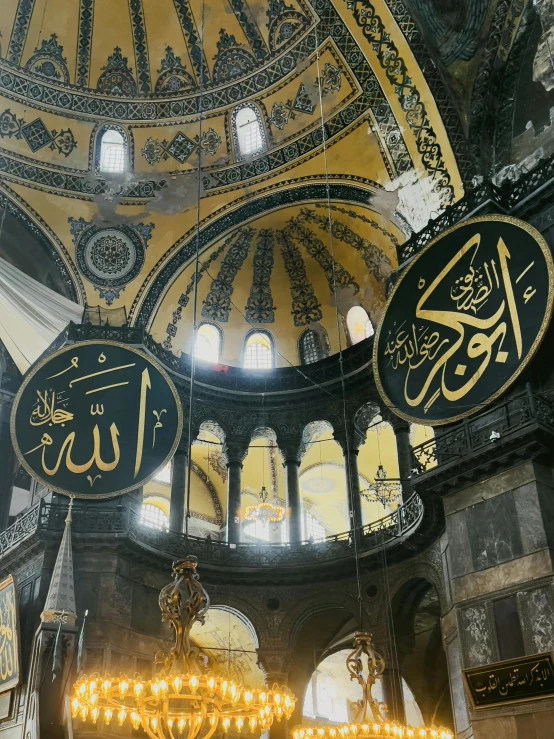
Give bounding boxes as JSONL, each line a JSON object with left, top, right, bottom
{"left": 0, "top": 0, "right": 498, "bottom": 369}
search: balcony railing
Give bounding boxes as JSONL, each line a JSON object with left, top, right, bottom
{"left": 0, "top": 494, "right": 425, "bottom": 571}
{"left": 411, "top": 388, "right": 554, "bottom": 476}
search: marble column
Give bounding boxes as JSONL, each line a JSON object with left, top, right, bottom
{"left": 392, "top": 420, "right": 412, "bottom": 503}
{"left": 344, "top": 447, "right": 363, "bottom": 531}
{"left": 169, "top": 449, "right": 187, "bottom": 534}
{"left": 225, "top": 444, "right": 247, "bottom": 544}
{"left": 381, "top": 667, "right": 406, "bottom": 725}
{"left": 285, "top": 458, "right": 302, "bottom": 543}
{"left": 0, "top": 400, "right": 15, "bottom": 531}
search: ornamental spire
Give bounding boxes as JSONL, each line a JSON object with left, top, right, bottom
{"left": 41, "top": 498, "right": 77, "bottom": 626}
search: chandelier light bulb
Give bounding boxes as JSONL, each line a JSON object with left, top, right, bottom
{"left": 71, "top": 556, "right": 296, "bottom": 739}
{"left": 292, "top": 633, "right": 452, "bottom": 739}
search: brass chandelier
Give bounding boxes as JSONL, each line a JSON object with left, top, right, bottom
{"left": 245, "top": 485, "right": 285, "bottom": 524}
{"left": 360, "top": 466, "right": 402, "bottom": 507}
{"left": 72, "top": 556, "right": 296, "bottom": 738}
{"left": 292, "top": 633, "right": 452, "bottom": 739}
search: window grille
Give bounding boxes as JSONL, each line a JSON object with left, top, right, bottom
{"left": 244, "top": 332, "right": 273, "bottom": 369}
{"left": 99, "top": 129, "right": 126, "bottom": 173}
{"left": 140, "top": 503, "right": 169, "bottom": 531}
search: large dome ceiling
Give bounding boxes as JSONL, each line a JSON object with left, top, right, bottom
{"left": 0, "top": 0, "right": 471, "bottom": 366}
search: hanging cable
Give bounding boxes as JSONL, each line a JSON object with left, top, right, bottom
{"left": 312, "top": 22, "right": 364, "bottom": 629}
{"left": 183, "top": 0, "right": 207, "bottom": 543}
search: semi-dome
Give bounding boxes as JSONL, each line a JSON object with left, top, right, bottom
{"left": 0, "top": 0, "right": 467, "bottom": 366}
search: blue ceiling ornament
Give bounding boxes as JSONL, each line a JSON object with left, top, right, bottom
{"left": 69, "top": 218, "right": 153, "bottom": 305}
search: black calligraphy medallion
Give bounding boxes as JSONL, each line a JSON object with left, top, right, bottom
{"left": 11, "top": 341, "right": 183, "bottom": 498}
{"left": 374, "top": 216, "right": 554, "bottom": 425}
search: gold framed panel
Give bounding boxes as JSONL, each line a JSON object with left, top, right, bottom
{"left": 463, "top": 652, "right": 554, "bottom": 710}
{"left": 0, "top": 575, "right": 20, "bottom": 693}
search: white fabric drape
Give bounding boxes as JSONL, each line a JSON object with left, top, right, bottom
{"left": 0, "top": 256, "right": 83, "bottom": 374}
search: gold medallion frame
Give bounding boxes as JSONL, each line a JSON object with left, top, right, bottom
{"left": 372, "top": 215, "right": 554, "bottom": 426}
{"left": 10, "top": 340, "right": 184, "bottom": 499}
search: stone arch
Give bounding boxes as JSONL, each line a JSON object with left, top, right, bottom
{"left": 389, "top": 573, "right": 452, "bottom": 727}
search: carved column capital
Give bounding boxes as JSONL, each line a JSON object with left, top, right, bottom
{"left": 277, "top": 435, "right": 303, "bottom": 464}
{"left": 257, "top": 648, "right": 293, "bottom": 685}
{"left": 223, "top": 442, "right": 249, "bottom": 466}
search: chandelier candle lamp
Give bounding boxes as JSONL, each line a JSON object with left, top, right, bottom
{"left": 360, "top": 466, "right": 403, "bottom": 507}
{"left": 292, "top": 633, "right": 452, "bottom": 739}
{"left": 71, "top": 556, "right": 296, "bottom": 738}
{"left": 245, "top": 485, "right": 285, "bottom": 524}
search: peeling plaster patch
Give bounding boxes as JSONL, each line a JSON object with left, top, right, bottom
{"left": 533, "top": 0, "right": 554, "bottom": 92}
{"left": 374, "top": 170, "right": 443, "bottom": 233}
{"left": 329, "top": 283, "right": 359, "bottom": 317}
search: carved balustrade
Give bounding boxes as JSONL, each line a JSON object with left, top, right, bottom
{"left": 411, "top": 388, "right": 554, "bottom": 484}
{"left": 0, "top": 494, "right": 424, "bottom": 575}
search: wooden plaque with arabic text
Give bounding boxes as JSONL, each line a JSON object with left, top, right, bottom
{"left": 373, "top": 216, "right": 554, "bottom": 425}
{"left": 11, "top": 341, "right": 183, "bottom": 498}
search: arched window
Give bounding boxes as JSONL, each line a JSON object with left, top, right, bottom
{"left": 302, "top": 511, "right": 326, "bottom": 542}
{"left": 155, "top": 461, "right": 171, "bottom": 484}
{"left": 347, "top": 306, "right": 373, "bottom": 345}
{"left": 97, "top": 127, "right": 127, "bottom": 173}
{"left": 233, "top": 105, "right": 266, "bottom": 158}
{"left": 299, "top": 328, "right": 329, "bottom": 365}
{"left": 140, "top": 503, "right": 169, "bottom": 530}
{"left": 194, "top": 323, "right": 221, "bottom": 363}
{"left": 244, "top": 331, "right": 274, "bottom": 369}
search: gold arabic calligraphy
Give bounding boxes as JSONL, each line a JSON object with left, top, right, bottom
{"left": 0, "top": 587, "right": 17, "bottom": 685}
{"left": 470, "top": 658, "right": 554, "bottom": 704}
{"left": 383, "top": 234, "right": 535, "bottom": 412}
{"left": 23, "top": 350, "right": 168, "bottom": 487}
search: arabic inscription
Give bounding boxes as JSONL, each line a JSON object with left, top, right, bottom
{"left": 374, "top": 216, "right": 554, "bottom": 425}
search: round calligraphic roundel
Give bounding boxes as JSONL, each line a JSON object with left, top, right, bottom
{"left": 11, "top": 341, "right": 183, "bottom": 498}
{"left": 76, "top": 226, "right": 144, "bottom": 288}
{"left": 373, "top": 216, "right": 554, "bottom": 425}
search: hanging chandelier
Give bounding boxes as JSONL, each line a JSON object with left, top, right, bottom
{"left": 292, "top": 633, "right": 452, "bottom": 739}
{"left": 245, "top": 485, "right": 285, "bottom": 524}
{"left": 361, "top": 466, "right": 402, "bottom": 507}
{"left": 71, "top": 556, "right": 296, "bottom": 738}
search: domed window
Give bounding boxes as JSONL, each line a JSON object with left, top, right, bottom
{"left": 243, "top": 331, "right": 274, "bottom": 369}
{"left": 194, "top": 323, "right": 221, "bottom": 363}
{"left": 234, "top": 105, "right": 265, "bottom": 158}
{"left": 347, "top": 306, "right": 373, "bottom": 344}
{"left": 140, "top": 503, "right": 169, "bottom": 531}
{"left": 97, "top": 127, "right": 127, "bottom": 173}
{"left": 299, "top": 328, "right": 329, "bottom": 365}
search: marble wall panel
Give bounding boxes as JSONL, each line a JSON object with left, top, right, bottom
{"left": 445, "top": 510, "right": 473, "bottom": 578}
{"left": 130, "top": 582, "right": 163, "bottom": 637}
{"left": 460, "top": 604, "right": 493, "bottom": 667}
{"left": 513, "top": 483, "right": 547, "bottom": 553}
{"left": 466, "top": 493, "right": 523, "bottom": 571}
{"left": 520, "top": 586, "right": 554, "bottom": 653}
{"left": 112, "top": 574, "right": 133, "bottom": 627}
{"left": 446, "top": 635, "right": 470, "bottom": 734}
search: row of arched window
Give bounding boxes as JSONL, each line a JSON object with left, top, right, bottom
{"left": 94, "top": 105, "right": 267, "bottom": 174}
{"left": 193, "top": 306, "right": 373, "bottom": 369}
